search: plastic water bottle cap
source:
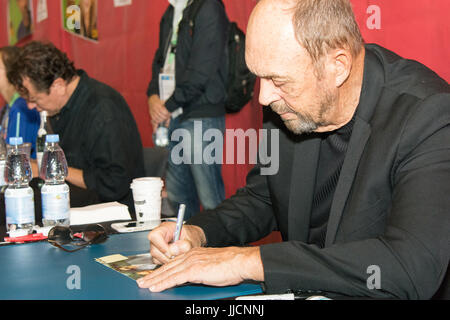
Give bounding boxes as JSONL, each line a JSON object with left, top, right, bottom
{"left": 46, "top": 134, "right": 60, "bottom": 143}
{"left": 9, "top": 137, "right": 23, "bottom": 145}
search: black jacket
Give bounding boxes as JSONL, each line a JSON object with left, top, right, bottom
{"left": 147, "top": 0, "right": 229, "bottom": 120}
{"left": 188, "top": 44, "right": 450, "bottom": 299}
{"left": 51, "top": 70, "right": 145, "bottom": 215}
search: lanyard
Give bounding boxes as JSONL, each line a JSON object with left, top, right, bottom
{"left": 9, "top": 92, "right": 20, "bottom": 107}
{"left": 166, "top": 0, "right": 188, "bottom": 67}
{"left": 167, "top": 15, "right": 183, "bottom": 66}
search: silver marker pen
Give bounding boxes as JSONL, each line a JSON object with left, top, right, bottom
{"left": 173, "top": 204, "right": 186, "bottom": 242}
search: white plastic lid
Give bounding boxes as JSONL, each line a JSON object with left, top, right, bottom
{"left": 131, "top": 177, "right": 164, "bottom": 189}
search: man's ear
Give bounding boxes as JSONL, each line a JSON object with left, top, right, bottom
{"left": 329, "top": 49, "right": 352, "bottom": 88}
{"left": 51, "top": 78, "right": 67, "bottom": 95}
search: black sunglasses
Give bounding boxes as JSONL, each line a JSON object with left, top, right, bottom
{"left": 47, "top": 224, "right": 108, "bottom": 253}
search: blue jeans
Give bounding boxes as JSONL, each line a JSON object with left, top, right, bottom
{"left": 165, "top": 116, "right": 225, "bottom": 220}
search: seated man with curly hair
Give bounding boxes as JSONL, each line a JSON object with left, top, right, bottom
{"left": 7, "top": 41, "right": 145, "bottom": 217}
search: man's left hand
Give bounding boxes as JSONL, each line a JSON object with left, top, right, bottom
{"left": 136, "top": 246, "right": 264, "bottom": 292}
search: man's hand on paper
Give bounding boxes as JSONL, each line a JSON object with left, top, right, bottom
{"left": 137, "top": 223, "right": 264, "bottom": 292}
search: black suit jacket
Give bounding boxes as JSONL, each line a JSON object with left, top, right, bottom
{"left": 188, "top": 44, "right": 450, "bottom": 299}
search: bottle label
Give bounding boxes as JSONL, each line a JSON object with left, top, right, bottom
{"left": 5, "top": 188, "right": 35, "bottom": 225}
{"left": 36, "top": 152, "right": 43, "bottom": 173}
{"left": 42, "top": 185, "right": 70, "bottom": 221}
{"left": 0, "top": 160, "right": 6, "bottom": 186}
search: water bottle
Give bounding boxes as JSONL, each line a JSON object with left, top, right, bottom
{"left": 4, "top": 137, "right": 35, "bottom": 234}
{"left": 36, "top": 111, "right": 49, "bottom": 173}
{"left": 0, "top": 127, "right": 7, "bottom": 191}
{"left": 155, "top": 124, "right": 169, "bottom": 147}
{"left": 40, "top": 134, "right": 70, "bottom": 227}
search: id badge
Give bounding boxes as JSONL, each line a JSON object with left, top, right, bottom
{"left": 159, "top": 73, "right": 175, "bottom": 101}
{"left": 158, "top": 73, "right": 183, "bottom": 119}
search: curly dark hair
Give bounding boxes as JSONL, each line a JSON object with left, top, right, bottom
{"left": 7, "top": 41, "right": 77, "bottom": 99}
{"left": 0, "top": 46, "right": 21, "bottom": 74}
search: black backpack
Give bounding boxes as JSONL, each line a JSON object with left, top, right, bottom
{"left": 187, "top": 0, "right": 256, "bottom": 113}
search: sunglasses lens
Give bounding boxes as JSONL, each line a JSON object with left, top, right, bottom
{"left": 48, "top": 226, "right": 72, "bottom": 245}
{"left": 82, "top": 231, "right": 106, "bottom": 243}
{"left": 81, "top": 224, "right": 108, "bottom": 244}
{"left": 48, "top": 224, "right": 108, "bottom": 252}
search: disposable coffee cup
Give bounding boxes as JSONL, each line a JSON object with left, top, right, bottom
{"left": 131, "top": 177, "right": 164, "bottom": 222}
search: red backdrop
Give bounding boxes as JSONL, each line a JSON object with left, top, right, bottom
{"left": 0, "top": 0, "right": 449, "bottom": 199}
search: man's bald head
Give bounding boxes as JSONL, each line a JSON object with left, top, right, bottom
{"left": 246, "top": 0, "right": 306, "bottom": 79}
{"left": 247, "top": 0, "right": 364, "bottom": 72}
{"left": 245, "top": 0, "right": 366, "bottom": 135}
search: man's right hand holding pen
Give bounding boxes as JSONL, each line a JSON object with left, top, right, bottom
{"left": 137, "top": 220, "right": 264, "bottom": 292}
{"left": 146, "top": 221, "right": 206, "bottom": 265}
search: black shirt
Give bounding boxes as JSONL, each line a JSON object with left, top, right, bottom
{"left": 50, "top": 70, "right": 145, "bottom": 215}
{"left": 308, "top": 118, "right": 355, "bottom": 247}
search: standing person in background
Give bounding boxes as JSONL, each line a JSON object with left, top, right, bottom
{"left": 0, "top": 46, "right": 39, "bottom": 158}
{"left": 147, "top": 0, "right": 229, "bottom": 220}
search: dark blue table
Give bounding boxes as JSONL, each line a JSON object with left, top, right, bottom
{"left": 0, "top": 231, "right": 262, "bottom": 300}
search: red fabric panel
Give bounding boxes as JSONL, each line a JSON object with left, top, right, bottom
{"left": 0, "top": 0, "right": 448, "bottom": 201}
{"left": 351, "top": 0, "right": 450, "bottom": 82}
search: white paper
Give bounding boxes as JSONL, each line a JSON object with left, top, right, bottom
{"left": 113, "top": 0, "right": 132, "bottom": 8}
{"left": 69, "top": 202, "right": 131, "bottom": 225}
{"left": 36, "top": 0, "right": 48, "bottom": 23}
